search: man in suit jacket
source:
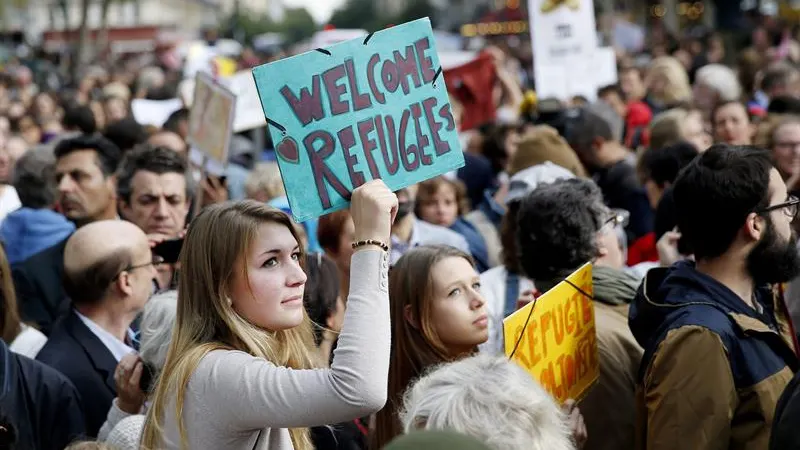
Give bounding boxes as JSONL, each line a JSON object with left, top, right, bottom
{"left": 36, "top": 220, "right": 157, "bottom": 436}
{"left": 0, "top": 339, "right": 86, "bottom": 449}
{"left": 12, "top": 134, "right": 121, "bottom": 335}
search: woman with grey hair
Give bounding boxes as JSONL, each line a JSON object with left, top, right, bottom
{"left": 97, "top": 290, "right": 177, "bottom": 448}
{"left": 400, "top": 354, "right": 577, "bottom": 450}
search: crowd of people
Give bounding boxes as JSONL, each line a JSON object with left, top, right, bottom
{"left": 5, "top": 13, "right": 800, "bottom": 450}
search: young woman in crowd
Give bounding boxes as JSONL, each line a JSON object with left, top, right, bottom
{"left": 760, "top": 116, "right": 800, "bottom": 193}
{"left": 372, "top": 246, "right": 585, "bottom": 449}
{"left": 141, "top": 180, "right": 396, "bottom": 450}
{"left": 371, "top": 245, "right": 488, "bottom": 449}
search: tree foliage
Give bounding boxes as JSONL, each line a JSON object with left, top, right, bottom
{"left": 225, "top": 7, "right": 318, "bottom": 45}
{"left": 329, "top": 0, "right": 437, "bottom": 31}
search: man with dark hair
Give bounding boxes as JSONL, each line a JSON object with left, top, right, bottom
{"left": 12, "top": 134, "right": 122, "bottom": 334}
{"left": 630, "top": 144, "right": 800, "bottom": 449}
{"left": 117, "top": 144, "right": 190, "bottom": 238}
{"left": 515, "top": 177, "right": 642, "bottom": 450}
{"left": 568, "top": 106, "right": 654, "bottom": 243}
{"left": 163, "top": 108, "right": 189, "bottom": 141}
{"left": 62, "top": 104, "right": 97, "bottom": 135}
{"left": 117, "top": 144, "right": 191, "bottom": 290}
{"left": 53, "top": 133, "right": 121, "bottom": 227}
{"left": 637, "top": 141, "right": 699, "bottom": 209}
{"left": 37, "top": 220, "right": 156, "bottom": 437}
{"left": 102, "top": 117, "right": 147, "bottom": 153}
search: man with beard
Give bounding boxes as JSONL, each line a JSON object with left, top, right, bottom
{"left": 629, "top": 144, "right": 800, "bottom": 450}
{"left": 389, "top": 184, "right": 469, "bottom": 265}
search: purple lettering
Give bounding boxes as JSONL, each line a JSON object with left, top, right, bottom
{"left": 414, "top": 38, "right": 436, "bottom": 83}
{"left": 357, "top": 119, "right": 381, "bottom": 179}
{"left": 337, "top": 127, "right": 365, "bottom": 188}
{"left": 381, "top": 60, "right": 400, "bottom": 94}
{"left": 410, "top": 103, "right": 432, "bottom": 165}
{"left": 378, "top": 115, "right": 400, "bottom": 175}
{"left": 398, "top": 109, "right": 419, "bottom": 171}
{"left": 345, "top": 58, "right": 372, "bottom": 111}
{"left": 422, "top": 97, "right": 451, "bottom": 156}
{"left": 304, "top": 131, "right": 351, "bottom": 209}
{"left": 322, "top": 65, "right": 349, "bottom": 116}
{"left": 439, "top": 104, "right": 456, "bottom": 132}
{"left": 392, "top": 45, "right": 422, "bottom": 95}
{"left": 367, "top": 54, "right": 386, "bottom": 105}
{"left": 280, "top": 76, "right": 325, "bottom": 126}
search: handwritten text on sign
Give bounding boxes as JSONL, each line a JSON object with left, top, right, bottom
{"left": 252, "top": 18, "right": 464, "bottom": 222}
{"left": 504, "top": 263, "right": 598, "bottom": 403}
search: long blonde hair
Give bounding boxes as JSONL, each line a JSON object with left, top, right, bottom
{"left": 141, "top": 200, "right": 318, "bottom": 450}
{"left": 646, "top": 56, "right": 692, "bottom": 106}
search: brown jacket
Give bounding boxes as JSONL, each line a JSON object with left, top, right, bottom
{"left": 629, "top": 262, "right": 799, "bottom": 450}
{"left": 579, "top": 302, "right": 643, "bottom": 450}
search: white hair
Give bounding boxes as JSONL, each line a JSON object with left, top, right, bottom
{"left": 695, "top": 64, "right": 742, "bottom": 102}
{"left": 400, "top": 354, "right": 575, "bottom": 450}
{"left": 139, "top": 290, "right": 178, "bottom": 371}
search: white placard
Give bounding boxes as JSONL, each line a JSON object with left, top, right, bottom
{"left": 131, "top": 98, "right": 183, "bottom": 128}
{"left": 529, "top": 0, "right": 599, "bottom": 101}
{"left": 222, "top": 70, "right": 268, "bottom": 132}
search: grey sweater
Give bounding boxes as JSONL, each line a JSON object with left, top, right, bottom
{"left": 157, "top": 249, "right": 391, "bottom": 449}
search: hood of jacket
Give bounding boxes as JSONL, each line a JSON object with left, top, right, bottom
{"left": 0, "top": 208, "right": 75, "bottom": 263}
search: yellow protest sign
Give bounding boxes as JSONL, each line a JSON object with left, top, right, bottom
{"left": 504, "top": 263, "right": 598, "bottom": 403}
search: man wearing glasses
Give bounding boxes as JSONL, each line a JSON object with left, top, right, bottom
{"left": 630, "top": 144, "right": 800, "bottom": 450}
{"left": 35, "top": 220, "right": 159, "bottom": 437}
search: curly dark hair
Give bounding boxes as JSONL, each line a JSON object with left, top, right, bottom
{"left": 515, "top": 178, "right": 606, "bottom": 281}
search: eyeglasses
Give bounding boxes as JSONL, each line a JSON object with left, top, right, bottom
{"left": 113, "top": 255, "right": 165, "bottom": 281}
{"left": 602, "top": 209, "right": 630, "bottom": 232}
{"left": 758, "top": 196, "right": 800, "bottom": 220}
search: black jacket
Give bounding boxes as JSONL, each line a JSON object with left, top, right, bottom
{"left": 11, "top": 238, "right": 70, "bottom": 335}
{"left": 36, "top": 311, "right": 119, "bottom": 437}
{"left": 0, "top": 339, "right": 85, "bottom": 449}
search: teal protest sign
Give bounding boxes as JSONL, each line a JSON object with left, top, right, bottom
{"left": 252, "top": 18, "right": 464, "bottom": 222}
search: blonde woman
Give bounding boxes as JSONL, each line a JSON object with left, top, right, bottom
{"left": 645, "top": 56, "right": 692, "bottom": 113}
{"left": 649, "top": 107, "right": 712, "bottom": 152}
{"left": 141, "top": 180, "right": 397, "bottom": 450}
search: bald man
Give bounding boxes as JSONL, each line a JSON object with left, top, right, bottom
{"left": 36, "top": 220, "right": 158, "bottom": 437}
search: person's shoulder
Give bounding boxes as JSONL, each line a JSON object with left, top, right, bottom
{"left": 416, "top": 220, "right": 469, "bottom": 250}
{"left": 16, "top": 350, "right": 80, "bottom": 397}
{"left": 107, "top": 414, "right": 145, "bottom": 449}
{"left": 13, "top": 237, "right": 69, "bottom": 270}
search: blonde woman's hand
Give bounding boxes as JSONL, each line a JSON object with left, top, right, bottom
{"left": 350, "top": 180, "right": 398, "bottom": 246}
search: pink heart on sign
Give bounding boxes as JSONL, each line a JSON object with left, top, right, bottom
{"left": 276, "top": 137, "right": 299, "bottom": 164}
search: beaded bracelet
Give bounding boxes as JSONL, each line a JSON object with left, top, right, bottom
{"left": 352, "top": 239, "right": 390, "bottom": 252}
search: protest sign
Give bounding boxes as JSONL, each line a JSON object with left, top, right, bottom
{"left": 252, "top": 17, "right": 465, "bottom": 222}
{"left": 187, "top": 72, "right": 236, "bottom": 166}
{"left": 224, "top": 70, "right": 268, "bottom": 132}
{"left": 131, "top": 98, "right": 183, "bottom": 128}
{"left": 504, "top": 263, "right": 598, "bottom": 403}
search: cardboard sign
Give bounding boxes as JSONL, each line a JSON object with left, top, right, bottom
{"left": 252, "top": 17, "right": 465, "bottom": 222}
{"left": 187, "top": 72, "right": 236, "bottom": 166}
{"left": 504, "top": 263, "right": 598, "bottom": 403}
